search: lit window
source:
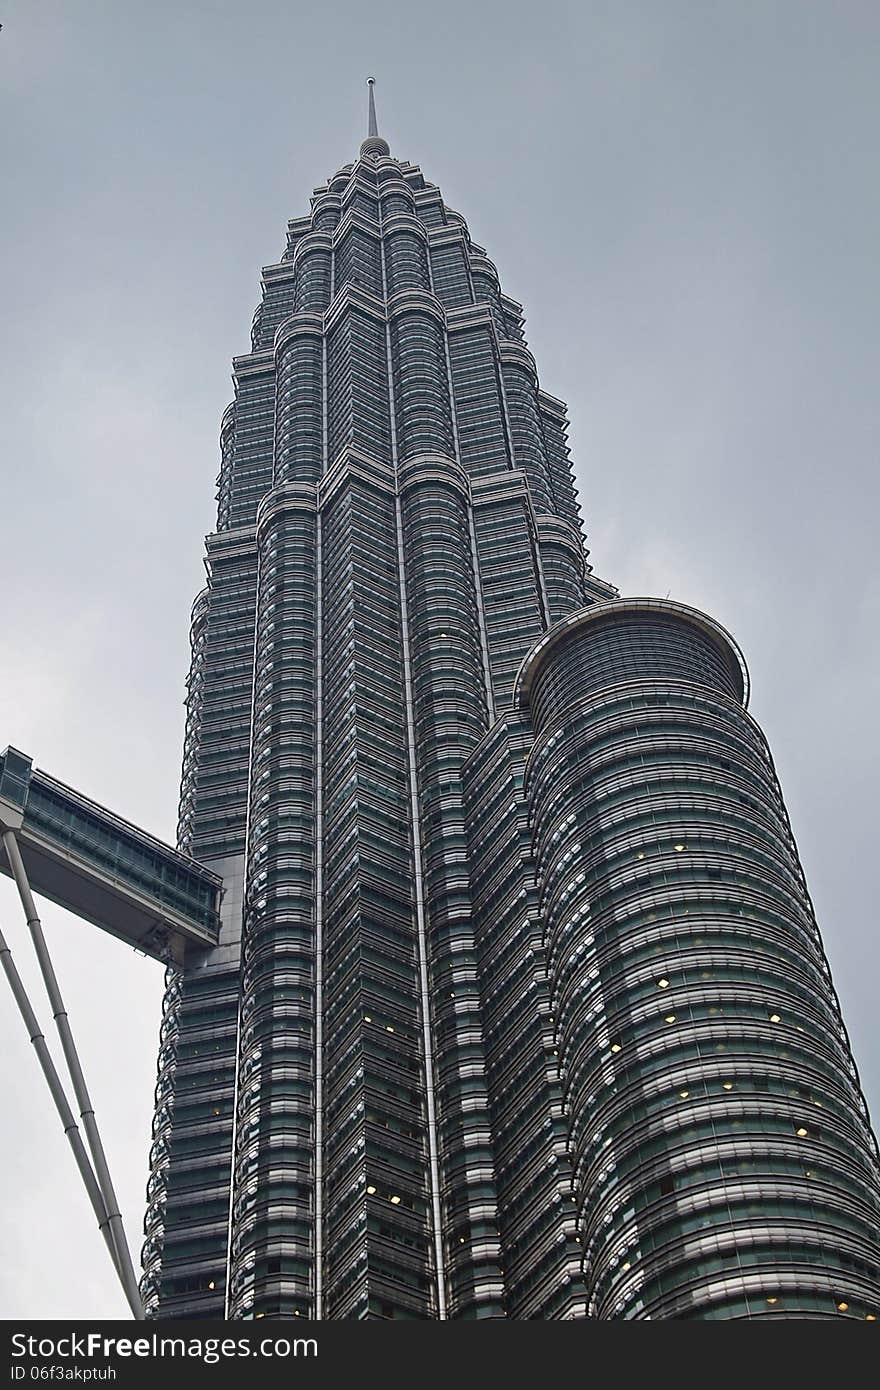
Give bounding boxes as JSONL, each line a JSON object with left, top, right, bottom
{"left": 621, "top": 1261, "right": 631, "bottom": 1272}
{"left": 364, "top": 1015, "right": 372, "bottom": 1023}
{"left": 637, "top": 852, "right": 645, "bottom": 860}
{"left": 769, "top": 1013, "right": 781, "bottom": 1024}
{"left": 674, "top": 844, "right": 686, "bottom": 852}
{"left": 722, "top": 1081, "right": 734, "bottom": 1091}
{"left": 390, "top": 1194, "right": 401, "bottom": 1205}
{"left": 866, "top": 1314, "right": 876, "bottom": 1321}
{"left": 657, "top": 978, "right": 670, "bottom": 989}
{"left": 664, "top": 1015, "right": 676, "bottom": 1024}
{"left": 207, "top": 1280, "right": 215, "bottom": 1290}
{"left": 679, "top": 1089, "right": 689, "bottom": 1099}
{"left": 367, "top": 1184, "right": 376, "bottom": 1194}
{"left": 796, "top": 1126, "right": 809, "bottom": 1138}
{"left": 386, "top": 1025, "right": 395, "bottom": 1033}
{"left": 610, "top": 1042, "right": 622, "bottom": 1054}
{"left": 766, "top": 1296, "right": 777, "bottom": 1305}
{"left": 837, "top": 1302, "right": 849, "bottom": 1312}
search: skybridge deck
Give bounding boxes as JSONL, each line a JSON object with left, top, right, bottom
{"left": 0, "top": 747, "right": 222, "bottom": 964}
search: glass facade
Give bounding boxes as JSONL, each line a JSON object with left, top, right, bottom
{"left": 514, "top": 601, "right": 880, "bottom": 1318}
{"left": 141, "top": 119, "right": 880, "bottom": 1321}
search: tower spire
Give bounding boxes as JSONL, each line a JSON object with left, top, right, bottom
{"left": 367, "top": 76, "right": 379, "bottom": 137}
{"left": 360, "top": 76, "right": 390, "bottom": 159}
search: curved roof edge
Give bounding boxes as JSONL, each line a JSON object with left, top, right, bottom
{"left": 513, "top": 597, "right": 750, "bottom": 712}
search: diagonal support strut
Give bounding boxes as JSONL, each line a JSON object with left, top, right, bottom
{"left": 1, "top": 828, "right": 145, "bottom": 1319}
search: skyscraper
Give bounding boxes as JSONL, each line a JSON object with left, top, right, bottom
{"left": 139, "top": 87, "right": 880, "bottom": 1321}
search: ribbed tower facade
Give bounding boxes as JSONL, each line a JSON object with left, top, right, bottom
{"left": 141, "top": 92, "right": 880, "bottom": 1322}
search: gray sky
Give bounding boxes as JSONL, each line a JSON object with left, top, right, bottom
{"left": 1, "top": 0, "right": 877, "bottom": 1319}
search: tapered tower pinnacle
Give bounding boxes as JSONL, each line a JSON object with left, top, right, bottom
{"left": 360, "top": 76, "right": 390, "bottom": 158}
{"left": 368, "top": 76, "right": 378, "bottom": 136}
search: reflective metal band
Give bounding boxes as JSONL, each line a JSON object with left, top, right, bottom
{"left": 535, "top": 515, "right": 588, "bottom": 576}
{"left": 397, "top": 453, "right": 470, "bottom": 499}
{"left": 314, "top": 508, "right": 325, "bottom": 1319}
{"left": 381, "top": 232, "right": 448, "bottom": 1319}
{"left": 288, "top": 231, "right": 334, "bottom": 277}
{"left": 223, "top": 520, "right": 265, "bottom": 1319}
{"left": 273, "top": 311, "right": 324, "bottom": 358}
{"left": 498, "top": 340, "right": 539, "bottom": 379}
{"left": 386, "top": 287, "right": 448, "bottom": 324}
{"left": 315, "top": 254, "right": 331, "bottom": 1319}
{"left": 437, "top": 314, "right": 496, "bottom": 725}
{"left": 382, "top": 213, "right": 431, "bottom": 240}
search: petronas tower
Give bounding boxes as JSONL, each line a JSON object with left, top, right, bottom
{"left": 135, "top": 88, "right": 880, "bottom": 1321}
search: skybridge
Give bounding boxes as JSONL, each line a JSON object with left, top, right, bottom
{"left": 0, "top": 746, "right": 222, "bottom": 964}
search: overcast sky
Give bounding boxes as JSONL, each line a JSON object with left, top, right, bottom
{"left": 1, "top": 0, "right": 878, "bottom": 1320}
